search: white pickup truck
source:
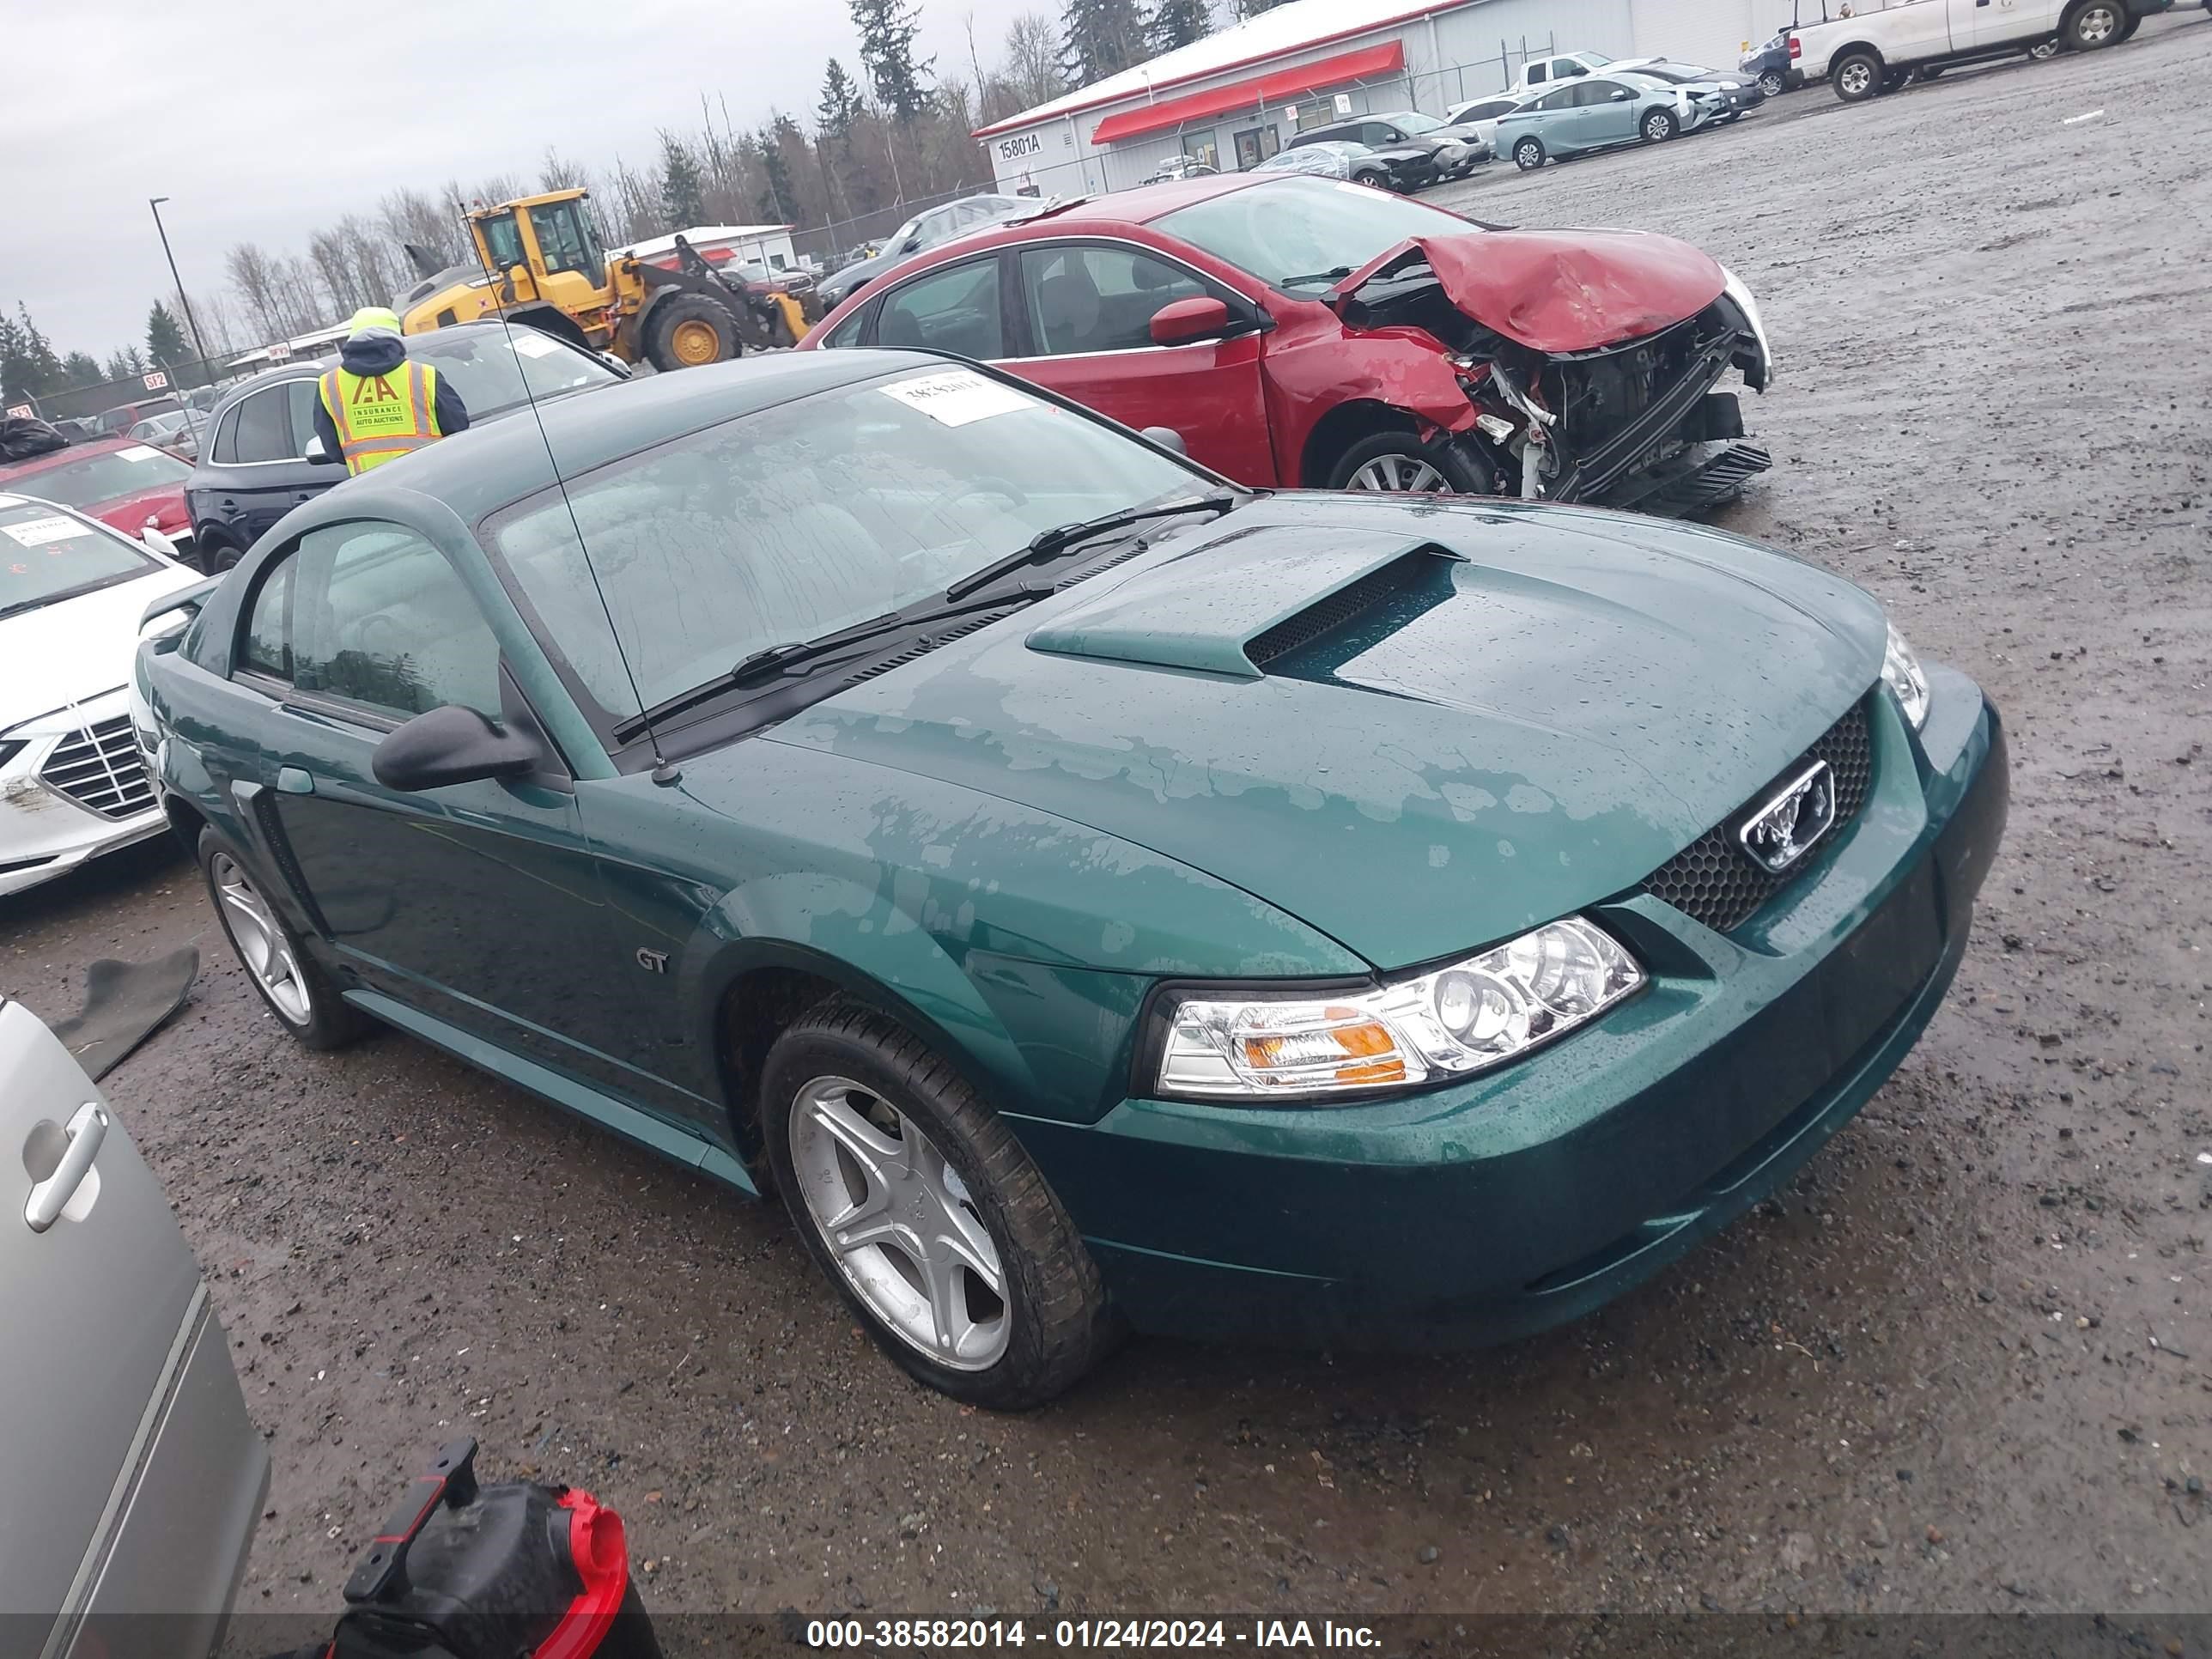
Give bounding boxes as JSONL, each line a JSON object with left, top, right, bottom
{"left": 1791, "top": 0, "right": 2170, "bottom": 100}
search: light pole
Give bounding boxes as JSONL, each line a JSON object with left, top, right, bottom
{"left": 148, "top": 197, "right": 213, "bottom": 381}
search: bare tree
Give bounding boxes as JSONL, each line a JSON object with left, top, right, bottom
{"left": 379, "top": 187, "right": 463, "bottom": 268}
{"left": 539, "top": 148, "right": 590, "bottom": 191}
{"left": 225, "top": 243, "right": 283, "bottom": 341}
{"left": 1002, "top": 9, "right": 1068, "bottom": 110}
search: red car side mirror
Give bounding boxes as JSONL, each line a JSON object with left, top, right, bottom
{"left": 1150, "top": 295, "right": 1232, "bottom": 347}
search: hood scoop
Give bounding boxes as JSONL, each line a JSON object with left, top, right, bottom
{"left": 1025, "top": 523, "right": 1462, "bottom": 680}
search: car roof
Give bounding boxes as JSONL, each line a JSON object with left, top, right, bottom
{"left": 0, "top": 434, "right": 138, "bottom": 478}
{"left": 209, "top": 320, "right": 568, "bottom": 406}
{"left": 351, "top": 349, "right": 952, "bottom": 527}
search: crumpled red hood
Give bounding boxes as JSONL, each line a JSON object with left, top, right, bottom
{"left": 1334, "top": 229, "right": 1727, "bottom": 353}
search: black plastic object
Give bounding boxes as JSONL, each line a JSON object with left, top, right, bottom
{"left": 370, "top": 705, "right": 540, "bottom": 793}
{"left": 0, "top": 416, "right": 70, "bottom": 461}
{"left": 331, "top": 1437, "right": 662, "bottom": 1659}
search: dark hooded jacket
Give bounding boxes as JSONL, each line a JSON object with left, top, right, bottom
{"left": 309, "top": 331, "right": 470, "bottom": 463}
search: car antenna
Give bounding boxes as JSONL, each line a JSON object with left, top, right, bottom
{"left": 461, "top": 217, "right": 682, "bottom": 786}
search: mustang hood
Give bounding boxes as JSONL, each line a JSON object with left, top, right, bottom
{"left": 1334, "top": 229, "right": 1727, "bottom": 352}
{"left": 769, "top": 496, "right": 1887, "bottom": 971}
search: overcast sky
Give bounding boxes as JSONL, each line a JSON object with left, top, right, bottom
{"left": 4, "top": 0, "right": 1036, "bottom": 359}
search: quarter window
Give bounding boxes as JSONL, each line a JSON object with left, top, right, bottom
{"left": 1018, "top": 246, "right": 1209, "bottom": 356}
{"left": 240, "top": 555, "right": 293, "bottom": 680}
{"left": 287, "top": 522, "right": 502, "bottom": 720}
{"left": 209, "top": 404, "right": 242, "bottom": 465}
{"left": 875, "top": 260, "right": 1006, "bottom": 358}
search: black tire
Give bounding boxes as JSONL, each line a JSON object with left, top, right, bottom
{"left": 2114, "top": 10, "right": 2141, "bottom": 37}
{"left": 2066, "top": 0, "right": 2126, "bottom": 45}
{"left": 1757, "top": 68, "right": 1786, "bottom": 95}
{"left": 2029, "top": 35, "right": 2063, "bottom": 56}
{"left": 193, "top": 532, "right": 242, "bottom": 576}
{"left": 760, "top": 1000, "right": 1121, "bottom": 1409}
{"left": 1833, "top": 50, "right": 1883, "bottom": 100}
{"left": 1323, "top": 430, "right": 1497, "bottom": 495}
{"left": 197, "top": 830, "right": 368, "bottom": 1050}
{"left": 1912, "top": 63, "right": 1946, "bottom": 80}
{"left": 641, "top": 293, "right": 739, "bottom": 372}
{"left": 1881, "top": 66, "right": 1912, "bottom": 91}
{"left": 1511, "top": 135, "right": 1547, "bottom": 170}
{"left": 1640, "top": 106, "right": 1680, "bottom": 143}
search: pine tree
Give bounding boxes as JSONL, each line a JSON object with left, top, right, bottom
{"left": 1149, "top": 0, "right": 1211, "bottom": 52}
{"left": 659, "top": 134, "right": 708, "bottom": 229}
{"left": 756, "top": 123, "right": 801, "bottom": 222}
{"left": 1060, "top": 0, "right": 1149, "bottom": 83}
{"left": 850, "top": 0, "right": 934, "bottom": 122}
{"left": 146, "top": 301, "right": 189, "bottom": 368}
{"left": 1231, "top": 0, "right": 1285, "bottom": 13}
{"left": 61, "top": 351, "right": 102, "bottom": 386}
{"left": 817, "top": 58, "right": 866, "bottom": 141}
{"left": 11, "top": 305, "right": 63, "bottom": 395}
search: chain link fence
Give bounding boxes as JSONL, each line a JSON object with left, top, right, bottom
{"left": 5, "top": 353, "right": 246, "bottom": 428}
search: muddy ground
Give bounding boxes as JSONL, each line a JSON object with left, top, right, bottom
{"left": 6, "top": 18, "right": 2209, "bottom": 1632}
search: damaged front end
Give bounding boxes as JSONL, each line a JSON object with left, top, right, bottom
{"left": 1333, "top": 234, "right": 1774, "bottom": 514}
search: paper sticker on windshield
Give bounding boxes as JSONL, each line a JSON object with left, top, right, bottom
{"left": 2, "top": 515, "right": 93, "bottom": 549}
{"left": 878, "top": 369, "right": 1036, "bottom": 427}
{"left": 510, "top": 331, "right": 561, "bottom": 357}
{"left": 118, "top": 444, "right": 163, "bottom": 461}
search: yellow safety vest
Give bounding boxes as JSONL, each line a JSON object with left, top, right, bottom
{"left": 318, "top": 360, "right": 442, "bottom": 475}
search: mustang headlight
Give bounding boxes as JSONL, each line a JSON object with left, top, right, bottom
{"left": 1718, "top": 264, "right": 1774, "bottom": 380}
{"left": 1154, "top": 918, "right": 1643, "bottom": 1101}
{"left": 1882, "top": 623, "right": 1929, "bottom": 730}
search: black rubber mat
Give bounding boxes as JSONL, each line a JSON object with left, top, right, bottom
{"left": 46, "top": 947, "right": 199, "bottom": 1081}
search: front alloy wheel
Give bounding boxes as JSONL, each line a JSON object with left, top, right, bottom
{"left": 197, "top": 830, "right": 367, "bottom": 1049}
{"left": 761, "top": 1000, "right": 1119, "bottom": 1408}
{"left": 1513, "top": 137, "right": 1546, "bottom": 169}
{"left": 1759, "top": 68, "right": 1786, "bottom": 95}
{"left": 788, "top": 1074, "right": 1010, "bottom": 1370}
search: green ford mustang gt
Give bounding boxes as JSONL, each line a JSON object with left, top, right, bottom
{"left": 136, "top": 349, "right": 2008, "bottom": 1407}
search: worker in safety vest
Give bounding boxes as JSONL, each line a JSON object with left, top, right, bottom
{"left": 311, "top": 307, "right": 470, "bottom": 476}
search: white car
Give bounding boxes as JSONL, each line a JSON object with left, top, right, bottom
{"left": 0, "top": 495, "right": 204, "bottom": 898}
{"left": 1443, "top": 90, "right": 1537, "bottom": 150}
{"left": 2, "top": 991, "right": 266, "bottom": 1658}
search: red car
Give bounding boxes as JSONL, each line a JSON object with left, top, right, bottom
{"left": 0, "top": 435, "right": 197, "bottom": 562}
{"left": 801, "top": 173, "right": 1773, "bottom": 512}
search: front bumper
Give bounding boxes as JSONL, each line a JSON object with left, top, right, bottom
{"left": 1, "top": 687, "right": 167, "bottom": 898}
{"left": 1007, "top": 671, "right": 2007, "bottom": 1346}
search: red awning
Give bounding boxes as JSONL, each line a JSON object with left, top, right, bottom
{"left": 1089, "top": 40, "right": 1407, "bottom": 145}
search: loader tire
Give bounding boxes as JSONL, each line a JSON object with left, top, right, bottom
{"left": 643, "top": 294, "right": 739, "bottom": 371}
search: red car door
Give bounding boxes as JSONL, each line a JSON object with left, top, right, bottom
{"left": 1000, "top": 240, "right": 1279, "bottom": 487}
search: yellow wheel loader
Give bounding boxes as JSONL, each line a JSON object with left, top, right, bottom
{"left": 395, "top": 190, "right": 803, "bottom": 370}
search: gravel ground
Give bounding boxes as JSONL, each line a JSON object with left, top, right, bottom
{"left": 5, "top": 19, "right": 2209, "bottom": 1630}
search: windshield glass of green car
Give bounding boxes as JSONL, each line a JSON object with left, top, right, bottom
{"left": 486, "top": 366, "right": 1203, "bottom": 719}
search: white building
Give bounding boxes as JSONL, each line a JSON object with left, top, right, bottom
{"left": 974, "top": 0, "right": 1772, "bottom": 197}
{"left": 616, "top": 223, "right": 804, "bottom": 273}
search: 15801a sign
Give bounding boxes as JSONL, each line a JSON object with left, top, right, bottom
{"left": 996, "top": 132, "right": 1043, "bottom": 162}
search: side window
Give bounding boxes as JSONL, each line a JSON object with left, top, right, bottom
{"left": 1527, "top": 63, "right": 1548, "bottom": 84}
{"left": 1578, "top": 79, "right": 1624, "bottom": 105}
{"left": 1018, "top": 245, "right": 1209, "bottom": 356}
{"left": 818, "top": 301, "right": 872, "bottom": 349}
{"left": 1370, "top": 125, "right": 1405, "bottom": 143}
{"left": 876, "top": 259, "right": 1006, "bottom": 359}
{"left": 478, "top": 210, "right": 526, "bottom": 272}
{"left": 210, "top": 404, "right": 242, "bottom": 465}
{"left": 231, "top": 386, "right": 294, "bottom": 465}
{"left": 283, "top": 380, "right": 320, "bottom": 456}
{"left": 1560, "top": 58, "right": 1589, "bottom": 77}
{"left": 288, "top": 522, "right": 502, "bottom": 721}
{"left": 240, "top": 554, "right": 293, "bottom": 680}
{"left": 1535, "top": 86, "right": 1577, "bottom": 112}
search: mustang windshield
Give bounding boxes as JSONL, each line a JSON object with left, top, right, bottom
{"left": 487, "top": 366, "right": 1205, "bottom": 720}
{"left": 1155, "top": 177, "right": 1477, "bottom": 291}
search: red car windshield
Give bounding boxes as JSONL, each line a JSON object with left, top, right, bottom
{"left": 1152, "top": 177, "right": 1474, "bottom": 293}
{"left": 0, "top": 444, "right": 191, "bottom": 509}
{"left": 0, "top": 498, "right": 157, "bottom": 618}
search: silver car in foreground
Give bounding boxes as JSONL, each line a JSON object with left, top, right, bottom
{"left": 1, "top": 994, "right": 264, "bottom": 1657}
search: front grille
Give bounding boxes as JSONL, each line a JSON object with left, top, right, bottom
{"left": 40, "top": 714, "right": 156, "bottom": 820}
{"left": 1638, "top": 699, "right": 1874, "bottom": 933}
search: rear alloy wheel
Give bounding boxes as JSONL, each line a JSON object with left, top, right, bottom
{"left": 1327, "top": 431, "right": 1496, "bottom": 495}
{"left": 1758, "top": 68, "right": 1786, "bottom": 95}
{"left": 2068, "top": 0, "right": 2123, "bottom": 45}
{"left": 198, "top": 832, "right": 367, "bottom": 1050}
{"left": 1834, "top": 51, "right": 1882, "bottom": 100}
{"left": 1512, "top": 136, "right": 1547, "bottom": 170}
{"left": 642, "top": 293, "right": 739, "bottom": 371}
{"left": 762, "top": 1001, "right": 1120, "bottom": 1408}
{"left": 1642, "top": 107, "right": 1680, "bottom": 143}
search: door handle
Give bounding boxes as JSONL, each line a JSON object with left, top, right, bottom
{"left": 276, "top": 764, "right": 315, "bottom": 795}
{"left": 26, "top": 1103, "right": 107, "bottom": 1233}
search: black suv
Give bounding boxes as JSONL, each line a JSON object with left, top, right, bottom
{"left": 185, "top": 323, "right": 623, "bottom": 572}
{"left": 1285, "top": 110, "right": 1486, "bottom": 184}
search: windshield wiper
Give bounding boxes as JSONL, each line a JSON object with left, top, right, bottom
{"left": 1278, "top": 264, "right": 1356, "bottom": 289}
{"left": 944, "top": 491, "right": 1240, "bottom": 601}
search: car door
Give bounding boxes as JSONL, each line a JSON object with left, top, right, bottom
{"left": 0, "top": 996, "right": 253, "bottom": 1658}
{"left": 201, "top": 378, "right": 324, "bottom": 547}
{"left": 1005, "top": 240, "right": 1277, "bottom": 485}
{"left": 1566, "top": 78, "right": 1638, "bottom": 146}
{"left": 229, "top": 519, "right": 645, "bottom": 1092}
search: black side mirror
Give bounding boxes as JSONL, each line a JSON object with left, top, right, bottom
{"left": 372, "top": 705, "right": 540, "bottom": 792}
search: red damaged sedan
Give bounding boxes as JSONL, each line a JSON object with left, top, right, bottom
{"left": 801, "top": 173, "right": 1773, "bottom": 512}
{"left": 0, "top": 435, "right": 197, "bottom": 560}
